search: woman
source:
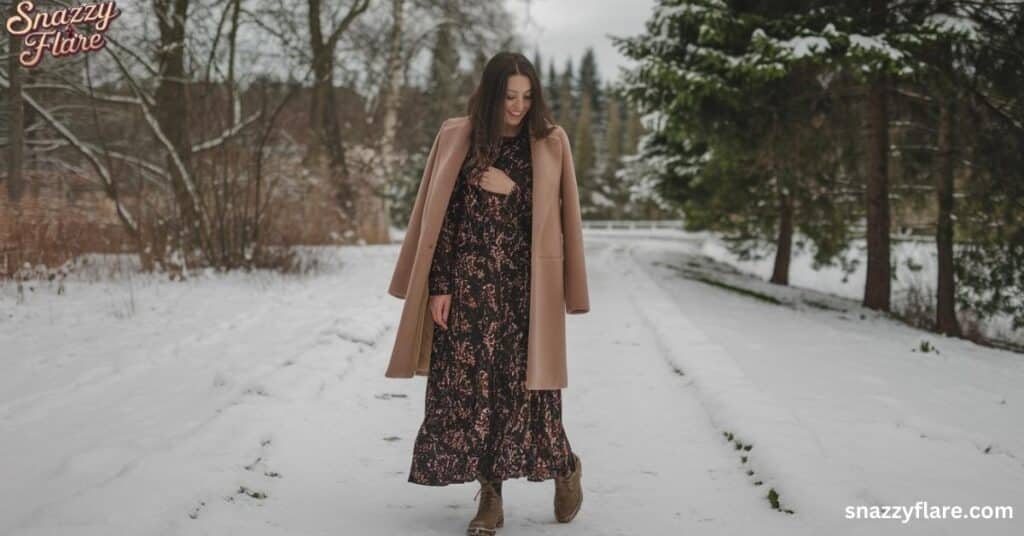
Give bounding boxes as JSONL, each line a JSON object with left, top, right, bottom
{"left": 385, "top": 51, "right": 589, "bottom": 535}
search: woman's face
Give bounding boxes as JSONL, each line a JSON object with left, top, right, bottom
{"left": 503, "top": 74, "right": 532, "bottom": 130}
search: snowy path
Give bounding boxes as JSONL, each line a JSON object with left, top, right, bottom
{"left": 1, "top": 237, "right": 1020, "bottom": 535}
{"left": 187, "top": 239, "right": 800, "bottom": 535}
{"left": 625, "top": 237, "right": 1023, "bottom": 536}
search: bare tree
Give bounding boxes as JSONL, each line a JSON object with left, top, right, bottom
{"left": 305, "top": 0, "right": 372, "bottom": 236}
{"left": 1, "top": 0, "right": 521, "bottom": 275}
{"left": 6, "top": 2, "right": 25, "bottom": 202}
{"left": 363, "top": 0, "right": 407, "bottom": 244}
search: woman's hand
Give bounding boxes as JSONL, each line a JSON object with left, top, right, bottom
{"left": 477, "top": 167, "right": 516, "bottom": 195}
{"left": 429, "top": 294, "right": 451, "bottom": 330}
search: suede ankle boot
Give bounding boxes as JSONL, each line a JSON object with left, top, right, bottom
{"left": 467, "top": 476, "right": 504, "bottom": 535}
{"left": 553, "top": 452, "right": 582, "bottom": 523}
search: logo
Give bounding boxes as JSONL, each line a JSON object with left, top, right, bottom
{"left": 5, "top": 1, "right": 121, "bottom": 68}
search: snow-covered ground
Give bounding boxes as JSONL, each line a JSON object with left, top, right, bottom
{"left": 1, "top": 233, "right": 1020, "bottom": 535}
{"left": 586, "top": 227, "right": 1023, "bottom": 347}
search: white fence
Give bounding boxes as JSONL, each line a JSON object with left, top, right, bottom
{"left": 581, "top": 220, "right": 686, "bottom": 231}
{"left": 581, "top": 219, "right": 938, "bottom": 243}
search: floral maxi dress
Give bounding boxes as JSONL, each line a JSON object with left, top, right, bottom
{"left": 408, "top": 126, "right": 576, "bottom": 486}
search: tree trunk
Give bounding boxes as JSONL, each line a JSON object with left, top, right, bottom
{"left": 306, "top": 0, "right": 363, "bottom": 240}
{"left": 770, "top": 187, "right": 793, "bottom": 286}
{"left": 863, "top": 0, "right": 892, "bottom": 311}
{"left": 357, "top": 0, "right": 406, "bottom": 245}
{"left": 935, "top": 96, "right": 961, "bottom": 336}
{"left": 154, "top": 0, "right": 199, "bottom": 256}
{"left": 7, "top": 17, "right": 24, "bottom": 202}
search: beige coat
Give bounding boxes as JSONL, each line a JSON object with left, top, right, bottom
{"left": 385, "top": 115, "right": 590, "bottom": 390}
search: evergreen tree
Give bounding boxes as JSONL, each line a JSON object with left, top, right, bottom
{"left": 951, "top": 2, "right": 1024, "bottom": 332}
{"left": 459, "top": 50, "right": 488, "bottom": 108}
{"left": 862, "top": 0, "right": 894, "bottom": 312}
{"left": 547, "top": 60, "right": 561, "bottom": 119}
{"left": 617, "top": 0, "right": 1024, "bottom": 339}
{"left": 814, "top": 0, "right": 1022, "bottom": 331}
{"left": 602, "top": 94, "right": 625, "bottom": 218}
{"left": 616, "top": 113, "right": 688, "bottom": 220}
{"left": 623, "top": 103, "right": 642, "bottom": 155}
{"left": 615, "top": 0, "right": 863, "bottom": 285}
{"left": 573, "top": 88, "right": 597, "bottom": 212}
{"left": 887, "top": 1, "right": 982, "bottom": 336}
{"left": 578, "top": 47, "right": 603, "bottom": 117}
{"left": 580, "top": 52, "right": 609, "bottom": 216}
{"left": 425, "top": 10, "right": 461, "bottom": 135}
{"left": 557, "top": 59, "right": 576, "bottom": 129}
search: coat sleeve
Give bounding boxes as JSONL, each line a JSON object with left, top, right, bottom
{"left": 428, "top": 167, "right": 465, "bottom": 295}
{"left": 388, "top": 121, "right": 446, "bottom": 299}
{"left": 558, "top": 128, "right": 590, "bottom": 314}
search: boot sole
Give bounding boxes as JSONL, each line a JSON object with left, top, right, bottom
{"left": 468, "top": 514, "right": 503, "bottom": 532}
{"left": 466, "top": 514, "right": 503, "bottom": 535}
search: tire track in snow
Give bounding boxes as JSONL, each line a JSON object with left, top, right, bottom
{"left": 618, "top": 240, "right": 904, "bottom": 535}
{"left": 198, "top": 240, "right": 801, "bottom": 534}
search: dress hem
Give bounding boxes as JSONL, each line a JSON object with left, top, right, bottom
{"left": 407, "top": 466, "right": 573, "bottom": 487}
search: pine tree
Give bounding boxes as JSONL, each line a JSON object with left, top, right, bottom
{"left": 950, "top": 2, "right": 1024, "bottom": 333}
{"left": 602, "top": 94, "right": 624, "bottom": 218}
{"left": 573, "top": 88, "right": 597, "bottom": 212}
{"left": 615, "top": 114, "right": 686, "bottom": 220}
{"left": 614, "top": 0, "right": 864, "bottom": 285}
{"left": 623, "top": 103, "right": 642, "bottom": 155}
{"left": 425, "top": 8, "right": 461, "bottom": 137}
{"left": 818, "top": 0, "right": 1021, "bottom": 332}
{"left": 546, "top": 60, "right": 560, "bottom": 119}
{"left": 616, "top": 0, "right": 1024, "bottom": 339}
{"left": 579, "top": 53, "right": 609, "bottom": 217}
{"left": 557, "top": 59, "right": 575, "bottom": 130}
{"left": 578, "top": 47, "right": 602, "bottom": 118}
{"left": 862, "top": 0, "right": 894, "bottom": 312}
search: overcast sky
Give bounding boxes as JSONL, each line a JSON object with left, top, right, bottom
{"left": 505, "top": 0, "right": 658, "bottom": 86}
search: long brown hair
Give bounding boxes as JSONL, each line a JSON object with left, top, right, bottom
{"left": 462, "top": 52, "right": 556, "bottom": 179}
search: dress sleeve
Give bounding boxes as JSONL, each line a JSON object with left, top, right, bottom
{"left": 429, "top": 175, "right": 465, "bottom": 296}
